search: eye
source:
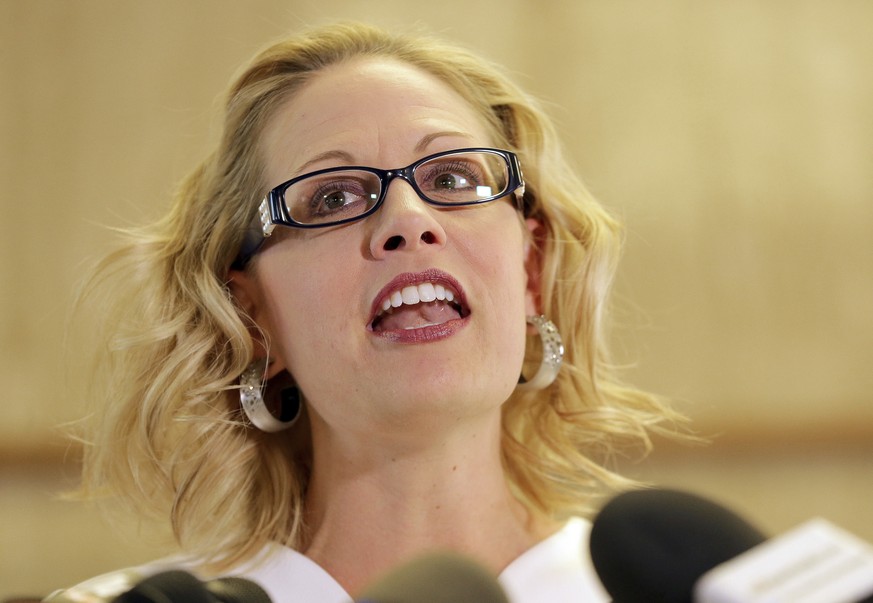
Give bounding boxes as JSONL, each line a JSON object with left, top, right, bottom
{"left": 320, "top": 189, "right": 357, "bottom": 210}
{"left": 434, "top": 172, "right": 465, "bottom": 190}
{"left": 418, "top": 159, "right": 486, "bottom": 199}
{"left": 310, "top": 181, "right": 369, "bottom": 215}
{"left": 285, "top": 171, "right": 380, "bottom": 224}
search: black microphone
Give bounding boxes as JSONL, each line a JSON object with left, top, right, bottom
{"left": 111, "top": 570, "right": 271, "bottom": 603}
{"left": 589, "top": 489, "right": 873, "bottom": 603}
{"left": 356, "top": 551, "right": 510, "bottom": 603}
{"left": 590, "top": 488, "right": 765, "bottom": 602}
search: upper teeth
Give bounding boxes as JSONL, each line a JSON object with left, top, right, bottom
{"left": 380, "top": 282, "right": 455, "bottom": 314}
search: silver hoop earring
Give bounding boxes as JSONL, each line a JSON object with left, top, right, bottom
{"left": 239, "top": 359, "right": 302, "bottom": 432}
{"left": 517, "top": 315, "right": 564, "bottom": 391}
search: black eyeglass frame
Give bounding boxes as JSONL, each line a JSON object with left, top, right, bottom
{"left": 233, "top": 147, "right": 525, "bottom": 268}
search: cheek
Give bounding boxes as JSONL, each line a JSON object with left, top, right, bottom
{"left": 256, "top": 245, "right": 361, "bottom": 373}
{"left": 457, "top": 211, "right": 530, "bottom": 306}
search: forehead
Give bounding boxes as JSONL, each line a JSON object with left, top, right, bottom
{"left": 260, "top": 57, "right": 495, "bottom": 181}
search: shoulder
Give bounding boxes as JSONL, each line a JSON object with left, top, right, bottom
{"left": 226, "top": 544, "right": 351, "bottom": 603}
{"left": 46, "top": 522, "right": 605, "bottom": 603}
{"left": 43, "top": 546, "right": 351, "bottom": 603}
{"left": 42, "top": 557, "right": 192, "bottom": 603}
{"left": 499, "top": 517, "right": 609, "bottom": 603}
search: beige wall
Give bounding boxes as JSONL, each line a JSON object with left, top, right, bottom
{"left": 2, "top": 0, "right": 871, "bottom": 597}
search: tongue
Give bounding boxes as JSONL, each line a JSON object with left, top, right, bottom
{"left": 376, "top": 301, "right": 462, "bottom": 331}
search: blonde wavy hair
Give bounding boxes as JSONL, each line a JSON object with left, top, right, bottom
{"left": 74, "top": 22, "right": 685, "bottom": 572}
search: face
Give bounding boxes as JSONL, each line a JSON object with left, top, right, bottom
{"left": 231, "top": 58, "right": 540, "bottom": 439}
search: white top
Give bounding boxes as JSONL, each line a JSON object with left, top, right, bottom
{"left": 47, "top": 518, "right": 609, "bottom": 602}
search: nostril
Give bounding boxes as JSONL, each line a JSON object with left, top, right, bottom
{"left": 382, "top": 231, "right": 437, "bottom": 251}
{"left": 383, "top": 235, "right": 404, "bottom": 251}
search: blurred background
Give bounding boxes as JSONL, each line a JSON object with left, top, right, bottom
{"left": 2, "top": 0, "right": 871, "bottom": 598}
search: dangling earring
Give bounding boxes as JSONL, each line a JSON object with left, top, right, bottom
{"left": 517, "top": 315, "right": 564, "bottom": 391}
{"left": 239, "top": 359, "right": 302, "bottom": 432}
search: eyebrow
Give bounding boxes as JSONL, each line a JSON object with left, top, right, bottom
{"left": 295, "top": 150, "right": 356, "bottom": 174}
{"left": 414, "top": 130, "right": 474, "bottom": 152}
{"left": 293, "top": 131, "right": 476, "bottom": 174}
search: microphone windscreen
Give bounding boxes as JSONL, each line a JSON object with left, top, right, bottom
{"left": 589, "top": 489, "right": 766, "bottom": 603}
{"left": 111, "top": 570, "right": 271, "bottom": 603}
{"left": 205, "top": 576, "right": 273, "bottom": 603}
{"left": 112, "top": 571, "right": 213, "bottom": 603}
{"left": 356, "top": 551, "right": 509, "bottom": 603}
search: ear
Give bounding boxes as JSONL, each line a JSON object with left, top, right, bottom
{"left": 227, "top": 268, "right": 287, "bottom": 379}
{"left": 522, "top": 217, "right": 546, "bottom": 316}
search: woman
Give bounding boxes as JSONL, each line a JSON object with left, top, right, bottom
{"left": 55, "top": 22, "right": 683, "bottom": 602}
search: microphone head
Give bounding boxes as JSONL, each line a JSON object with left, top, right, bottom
{"left": 356, "top": 551, "right": 510, "bottom": 603}
{"left": 112, "top": 571, "right": 213, "bottom": 603}
{"left": 589, "top": 489, "right": 766, "bottom": 603}
{"left": 205, "top": 577, "right": 272, "bottom": 603}
{"left": 112, "top": 570, "right": 271, "bottom": 603}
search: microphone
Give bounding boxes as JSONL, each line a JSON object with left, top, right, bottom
{"left": 590, "top": 488, "right": 766, "bottom": 602}
{"left": 356, "top": 551, "right": 510, "bottom": 603}
{"left": 697, "top": 517, "right": 873, "bottom": 603}
{"left": 589, "top": 489, "right": 873, "bottom": 603}
{"left": 111, "top": 570, "right": 271, "bottom": 603}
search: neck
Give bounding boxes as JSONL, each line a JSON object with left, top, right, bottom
{"left": 300, "top": 410, "right": 556, "bottom": 596}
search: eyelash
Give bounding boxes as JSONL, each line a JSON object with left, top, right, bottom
{"left": 418, "top": 161, "right": 484, "bottom": 185}
{"left": 308, "top": 181, "right": 368, "bottom": 212}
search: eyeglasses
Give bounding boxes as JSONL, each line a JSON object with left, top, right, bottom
{"left": 234, "top": 147, "right": 524, "bottom": 267}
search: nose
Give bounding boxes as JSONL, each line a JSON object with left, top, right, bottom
{"left": 368, "top": 179, "right": 447, "bottom": 259}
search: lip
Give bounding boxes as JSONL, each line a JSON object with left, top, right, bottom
{"left": 368, "top": 269, "right": 469, "bottom": 343}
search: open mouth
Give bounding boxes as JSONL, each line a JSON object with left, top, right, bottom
{"left": 369, "top": 278, "right": 469, "bottom": 333}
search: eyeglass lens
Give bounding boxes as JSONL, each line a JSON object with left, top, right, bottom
{"left": 283, "top": 151, "right": 510, "bottom": 226}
